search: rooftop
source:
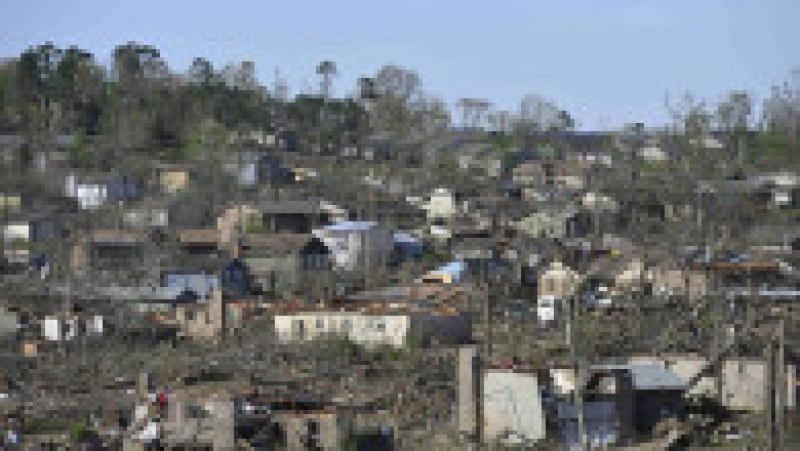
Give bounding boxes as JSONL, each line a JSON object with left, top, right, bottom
{"left": 325, "top": 221, "right": 379, "bottom": 231}
{"left": 90, "top": 230, "right": 146, "bottom": 245}
{"left": 178, "top": 229, "right": 220, "bottom": 245}
{"left": 240, "top": 233, "right": 317, "bottom": 252}
{"left": 257, "top": 199, "right": 324, "bottom": 215}
{"left": 592, "top": 363, "right": 688, "bottom": 391}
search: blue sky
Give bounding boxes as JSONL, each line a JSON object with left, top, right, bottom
{"left": 1, "top": 0, "right": 797, "bottom": 130}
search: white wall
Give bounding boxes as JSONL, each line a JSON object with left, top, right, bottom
{"left": 0, "top": 307, "right": 18, "bottom": 335}
{"left": 550, "top": 368, "right": 576, "bottom": 395}
{"left": 537, "top": 295, "right": 559, "bottom": 323}
{"left": 423, "top": 189, "right": 458, "bottom": 220}
{"left": 275, "top": 312, "right": 410, "bottom": 348}
{"left": 3, "top": 223, "right": 30, "bottom": 242}
{"left": 483, "top": 370, "right": 546, "bottom": 445}
{"left": 314, "top": 226, "right": 393, "bottom": 271}
{"left": 722, "top": 360, "right": 768, "bottom": 412}
{"left": 43, "top": 317, "right": 61, "bottom": 341}
{"left": 75, "top": 184, "right": 108, "bottom": 209}
{"left": 87, "top": 315, "right": 104, "bottom": 336}
{"left": 43, "top": 315, "right": 104, "bottom": 342}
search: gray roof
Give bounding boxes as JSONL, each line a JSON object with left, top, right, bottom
{"left": 92, "top": 286, "right": 187, "bottom": 302}
{"left": 0, "top": 134, "right": 74, "bottom": 147}
{"left": 0, "top": 135, "right": 24, "bottom": 147}
{"left": 257, "top": 200, "right": 323, "bottom": 214}
{"left": 594, "top": 364, "right": 687, "bottom": 391}
{"left": 325, "top": 221, "right": 378, "bottom": 231}
{"left": 346, "top": 286, "right": 407, "bottom": 302}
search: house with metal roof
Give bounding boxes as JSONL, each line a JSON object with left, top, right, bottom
{"left": 313, "top": 221, "right": 394, "bottom": 272}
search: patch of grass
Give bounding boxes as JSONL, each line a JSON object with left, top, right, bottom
{"left": 22, "top": 417, "right": 86, "bottom": 436}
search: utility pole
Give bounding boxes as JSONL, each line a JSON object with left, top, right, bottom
{"left": 568, "top": 290, "right": 588, "bottom": 451}
{"left": 776, "top": 315, "right": 786, "bottom": 449}
{"left": 766, "top": 330, "right": 775, "bottom": 451}
{"left": 766, "top": 313, "right": 786, "bottom": 450}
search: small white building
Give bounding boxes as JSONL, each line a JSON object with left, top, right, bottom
{"left": 638, "top": 145, "right": 668, "bottom": 162}
{"left": 581, "top": 192, "right": 618, "bottom": 212}
{"left": 274, "top": 306, "right": 471, "bottom": 349}
{"left": 458, "top": 347, "right": 546, "bottom": 446}
{"left": 689, "top": 136, "right": 724, "bottom": 150}
{"left": 537, "top": 261, "right": 580, "bottom": 323}
{"left": 66, "top": 174, "right": 108, "bottom": 209}
{"left": 482, "top": 370, "right": 546, "bottom": 446}
{"left": 312, "top": 221, "right": 394, "bottom": 271}
{"left": 319, "top": 201, "right": 349, "bottom": 223}
{"left": 0, "top": 306, "right": 19, "bottom": 336}
{"left": 42, "top": 315, "right": 104, "bottom": 342}
{"left": 422, "top": 188, "right": 460, "bottom": 221}
{"left": 2, "top": 223, "right": 30, "bottom": 242}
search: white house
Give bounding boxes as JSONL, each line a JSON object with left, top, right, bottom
{"left": 422, "top": 188, "right": 460, "bottom": 221}
{"left": 689, "top": 135, "right": 724, "bottom": 150}
{"left": 274, "top": 306, "right": 471, "bottom": 348}
{"left": 581, "top": 192, "right": 618, "bottom": 212}
{"left": 2, "top": 223, "right": 30, "bottom": 242}
{"left": 537, "top": 260, "right": 581, "bottom": 323}
{"left": 2, "top": 222, "right": 31, "bottom": 262}
{"left": 516, "top": 209, "right": 579, "bottom": 240}
{"left": 0, "top": 306, "right": 19, "bottom": 336}
{"left": 458, "top": 347, "right": 546, "bottom": 446}
{"left": 638, "top": 145, "right": 668, "bottom": 162}
{"left": 751, "top": 172, "right": 799, "bottom": 207}
{"left": 123, "top": 208, "right": 169, "bottom": 228}
{"left": 43, "top": 315, "right": 104, "bottom": 342}
{"left": 482, "top": 370, "right": 546, "bottom": 446}
{"left": 66, "top": 174, "right": 108, "bottom": 209}
{"left": 312, "top": 221, "right": 394, "bottom": 271}
{"left": 319, "top": 201, "right": 349, "bottom": 223}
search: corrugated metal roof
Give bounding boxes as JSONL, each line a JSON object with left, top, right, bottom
{"left": 393, "top": 231, "right": 420, "bottom": 244}
{"left": 325, "top": 221, "right": 378, "bottom": 231}
{"left": 241, "top": 233, "right": 315, "bottom": 252}
{"left": 90, "top": 230, "right": 146, "bottom": 244}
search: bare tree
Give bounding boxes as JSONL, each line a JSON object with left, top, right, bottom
{"left": 517, "top": 94, "right": 561, "bottom": 131}
{"left": 716, "top": 90, "right": 752, "bottom": 165}
{"left": 716, "top": 91, "right": 752, "bottom": 131}
{"left": 316, "top": 60, "right": 337, "bottom": 100}
{"left": 763, "top": 68, "right": 800, "bottom": 143}
{"left": 488, "top": 109, "right": 514, "bottom": 133}
{"left": 665, "top": 92, "right": 712, "bottom": 137}
{"left": 457, "top": 98, "right": 492, "bottom": 130}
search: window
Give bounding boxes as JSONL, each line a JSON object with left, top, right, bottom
{"left": 316, "top": 318, "right": 325, "bottom": 329}
{"left": 307, "top": 419, "right": 320, "bottom": 435}
{"left": 293, "top": 320, "right": 306, "bottom": 338}
{"left": 185, "top": 404, "right": 211, "bottom": 419}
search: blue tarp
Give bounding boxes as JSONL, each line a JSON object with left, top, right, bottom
{"left": 163, "top": 273, "right": 220, "bottom": 299}
{"left": 431, "top": 261, "right": 466, "bottom": 283}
